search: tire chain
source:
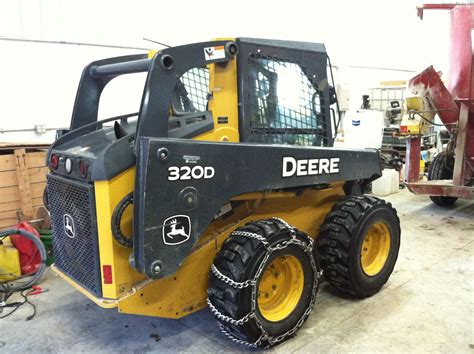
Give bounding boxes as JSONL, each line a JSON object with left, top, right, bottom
{"left": 207, "top": 217, "right": 322, "bottom": 348}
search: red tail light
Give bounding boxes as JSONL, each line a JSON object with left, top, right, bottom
{"left": 79, "top": 160, "right": 88, "bottom": 177}
{"left": 102, "top": 265, "right": 113, "bottom": 284}
{"left": 50, "top": 154, "right": 59, "bottom": 169}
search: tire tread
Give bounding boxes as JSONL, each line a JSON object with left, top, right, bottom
{"left": 316, "top": 195, "right": 399, "bottom": 297}
{"left": 208, "top": 219, "right": 289, "bottom": 342}
{"left": 428, "top": 151, "right": 457, "bottom": 206}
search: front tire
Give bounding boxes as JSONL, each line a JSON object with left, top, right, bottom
{"left": 207, "top": 218, "right": 320, "bottom": 348}
{"left": 316, "top": 195, "right": 400, "bottom": 298}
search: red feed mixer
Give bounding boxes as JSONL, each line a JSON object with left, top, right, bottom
{"left": 404, "top": 4, "right": 474, "bottom": 205}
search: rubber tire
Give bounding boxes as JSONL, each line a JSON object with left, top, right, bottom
{"left": 208, "top": 219, "right": 318, "bottom": 348}
{"left": 428, "top": 151, "right": 458, "bottom": 206}
{"left": 316, "top": 195, "right": 400, "bottom": 298}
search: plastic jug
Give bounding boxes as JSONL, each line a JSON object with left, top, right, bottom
{"left": 0, "top": 237, "right": 21, "bottom": 281}
{"left": 372, "top": 169, "right": 399, "bottom": 197}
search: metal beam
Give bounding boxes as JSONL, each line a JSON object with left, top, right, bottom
{"left": 405, "top": 137, "right": 421, "bottom": 183}
{"left": 453, "top": 102, "right": 469, "bottom": 186}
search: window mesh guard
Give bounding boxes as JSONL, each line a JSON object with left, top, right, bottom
{"left": 247, "top": 54, "right": 327, "bottom": 146}
{"left": 173, "top": 67, "right": 210, "bottom": 113}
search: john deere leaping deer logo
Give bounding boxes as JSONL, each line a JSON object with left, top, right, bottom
{"left": 63, "top": 214, "right": 76, "bottom": 239}
{"left": 162, "top": 215, "right": 191, "bottom": 245}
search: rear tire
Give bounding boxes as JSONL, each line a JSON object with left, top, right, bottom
{"left": 207, "top": 218, "right": 319, "bottom": 348}
{"left": 316, "top": 195, "right": 400, "bottom": 298}
{"left": 428, "top": 151, "right": 458, "bottom": 206}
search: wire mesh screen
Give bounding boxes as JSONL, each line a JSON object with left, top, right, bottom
{"left": 47, "top": 174, "right": 102, "bottom": 297}
{"left": 172, "top": 67, "right": 209, "bottom": 113}
{"left": 247, "top": 54, "right": 327, "bottom": 146}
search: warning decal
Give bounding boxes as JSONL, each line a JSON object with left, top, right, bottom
{"left": 204, "top": 46, "right": 225, "bottom": 61}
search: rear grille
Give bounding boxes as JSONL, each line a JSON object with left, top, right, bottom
{"left": 46, "top": 174, "right": 102, "bottom": 296}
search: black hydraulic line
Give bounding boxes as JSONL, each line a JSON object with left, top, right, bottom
{"left": 408, "top": 111, "right": 449, "bottom": 127}
{"left": 111, "top": 193, "right": 134, "bottom": 248}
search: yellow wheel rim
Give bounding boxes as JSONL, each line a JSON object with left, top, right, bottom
{"left": 257, "top": 255, "right": 304, "bottom": 322}
{"left": 360, "top": 222, "right": 391, "bottom": 276}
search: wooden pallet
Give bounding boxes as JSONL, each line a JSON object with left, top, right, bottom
{"left": 0, "top": 148, "right": 48, "bottom": 229}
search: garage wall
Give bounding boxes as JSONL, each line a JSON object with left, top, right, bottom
{"left": 0, "top": 0, "right": 451, "bottom": 143}
{"left": 0, "top": 40, "right": 146, "bottom": 143}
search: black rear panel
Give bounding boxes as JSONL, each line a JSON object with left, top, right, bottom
{"left": 47, "top": 174, "right": 102, "bottom": 296}
{"left": 134, "top": 137, "right": 381, "bottom": 279}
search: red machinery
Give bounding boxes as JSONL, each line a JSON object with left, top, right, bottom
{"left": 10, "top": 222, "right": 42, "bottom": 275}
{"left": 405, "top": 4, "right": 474, "bottom": 205}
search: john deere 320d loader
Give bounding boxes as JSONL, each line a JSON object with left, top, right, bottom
{"left": 45, "top": 38, "right": 401, "bottom": 348}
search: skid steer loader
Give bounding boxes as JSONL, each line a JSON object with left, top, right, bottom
{"left": 45, "top": 38, "right": 400, "bottom": 348}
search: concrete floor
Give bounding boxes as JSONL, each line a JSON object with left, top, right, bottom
{"left": 2, "top": 189, "right": 473, "bottom": 353}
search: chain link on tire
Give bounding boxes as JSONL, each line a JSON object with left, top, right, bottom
{"left": 207, "top": 218, "right": 322, "bottom": 348}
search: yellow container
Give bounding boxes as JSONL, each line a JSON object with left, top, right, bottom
{"left": 420, "top": 159, "right": 425, "bottom": 176}
{"left": 406, "top": 97, "right": 425, "bottom": 111}
{"left": 0, "top": 237, "right": 21, "bottom": 281}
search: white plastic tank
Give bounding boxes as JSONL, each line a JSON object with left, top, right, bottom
{"left": 372, "top": 169, "right": 400, "bottom": 197}
{"left": 341, "top": 109, "right": 385, "bottom": 149}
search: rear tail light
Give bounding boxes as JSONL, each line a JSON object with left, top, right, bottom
{"left": 102, "top": 265, "right": 113, "bottom": 284}
{"left": 50, "top": 154, "right": 59, "bottom": 169}
{"left": 79, "top": 160, "right": 88, "bottom": 177}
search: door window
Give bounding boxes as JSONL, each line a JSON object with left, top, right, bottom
{"left": 247, "top": 55, "right": 326, "bottom": 146}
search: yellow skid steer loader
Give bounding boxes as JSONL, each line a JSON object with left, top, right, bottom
{"left": 45, "top": 38, "right": 400, "bottom": 348}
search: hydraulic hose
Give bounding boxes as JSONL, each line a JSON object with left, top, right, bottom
{"left": 0, "top": 228, "right": 47, "bottom": 292}
{"left": 111, "top": 192, "right": 134, "bottom": 248}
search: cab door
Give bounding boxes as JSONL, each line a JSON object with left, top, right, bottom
{"left": 236, "top": 38, "right": 332, "bottom": 147}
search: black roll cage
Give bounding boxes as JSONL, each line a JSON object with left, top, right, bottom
{"left": 67, "top": 38, "right": 340, "bottom": 147}
{"left": 69, "top": 40, "right": 236, "bottom": 144}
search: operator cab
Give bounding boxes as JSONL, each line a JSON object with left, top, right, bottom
{"left": 47, "top": 38, "right": 339, "bottom": 186}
